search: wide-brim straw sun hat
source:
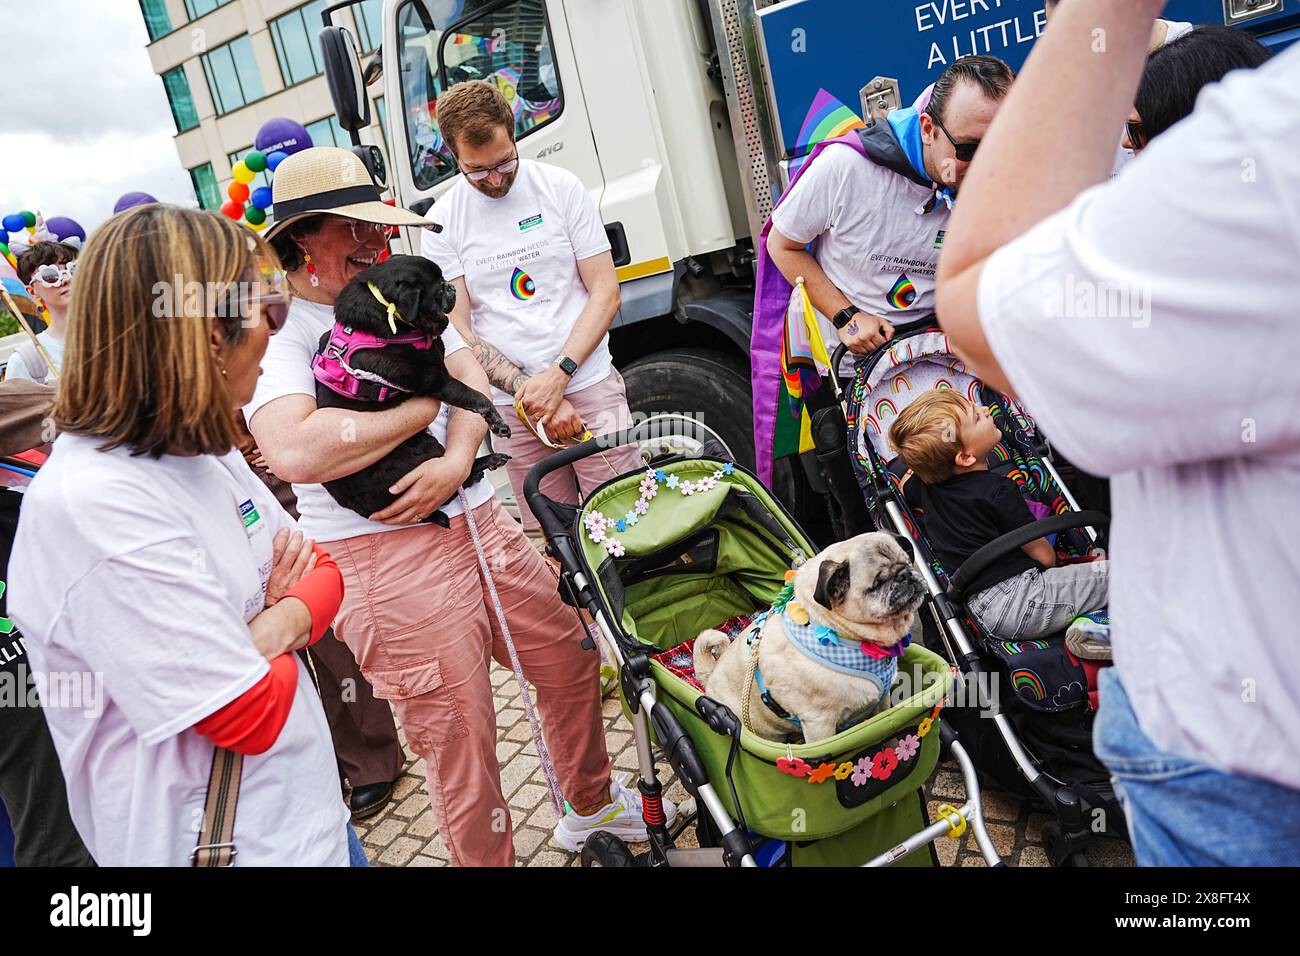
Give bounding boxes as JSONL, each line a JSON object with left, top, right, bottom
{"left": 265, "top": 146, "right": 436, "bottom": 239}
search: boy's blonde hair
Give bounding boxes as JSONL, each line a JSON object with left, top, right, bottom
{"left": 888, "top": 389, "right": 972, "bottom": 484}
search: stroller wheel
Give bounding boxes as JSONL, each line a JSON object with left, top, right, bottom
{"left": 1041, "top": 821, "right": 1090, "bottom": 868}
{"left": 580, "top": 831, "right": 640, "bottom": 867}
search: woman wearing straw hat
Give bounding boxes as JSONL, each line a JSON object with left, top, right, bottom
{"left": 245, "top": 147, "right": 671, "bottom": 866}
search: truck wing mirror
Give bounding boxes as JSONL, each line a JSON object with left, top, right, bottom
{"left": 319, "top": 25, "right": 371, "bottom": 140}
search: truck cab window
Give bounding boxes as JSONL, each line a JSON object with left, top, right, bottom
{"left": 397, "top": 0, "right": 563, "bottom": 191}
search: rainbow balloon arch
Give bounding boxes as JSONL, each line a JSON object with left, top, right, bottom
{"left": 221, "top": 117, "right": 316, "bottom": 231}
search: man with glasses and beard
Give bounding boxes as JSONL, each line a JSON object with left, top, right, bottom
{"left": 420, "top": 80, "right": 640, "bottom": 547}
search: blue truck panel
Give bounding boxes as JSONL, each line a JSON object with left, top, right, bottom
{"left": 759, "top": 0, "right": 1299, "bottom": 162}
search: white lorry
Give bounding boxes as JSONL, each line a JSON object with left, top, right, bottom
{"left": 316, "top": 0, "right": 1295, "bottom": 534}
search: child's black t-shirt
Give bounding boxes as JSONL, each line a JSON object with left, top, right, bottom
{"left": 918, "top": 470, "right": 1039, "bottom": 595}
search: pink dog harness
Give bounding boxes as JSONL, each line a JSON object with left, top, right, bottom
{"left": 311, "top": 321, "right": 435, "bottom": 403}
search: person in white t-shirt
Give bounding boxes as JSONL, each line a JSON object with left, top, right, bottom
{"left": 8, "top": 242, "right": 77, "bottom": 383}
{"left": 767, "top": 56, "right": 1015, "bottom": 367}
{"left": 9, "top": 204, "right": 355, "bottom": 866}
{"left": 248, "top": 147, "right": 672, "bottom": 866}
{"left": 937, "top": 0, "right": 1300, "bottom": 865}
{"left": 420, "top": 80, "right": 640, "bottom": 542}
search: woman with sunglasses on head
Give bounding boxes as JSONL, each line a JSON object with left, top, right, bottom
{"left": 9, "top": 242, "right": 79, "bottom": 383}
{"left": 7, "top": 204, "right": 364, "bottom": 866}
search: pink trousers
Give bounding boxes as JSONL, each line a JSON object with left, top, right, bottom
{"left": 496, "top": 369, "right": 643, "bottom": 531}
{"left": 322, "top": 497, "right": 611, "bottom": 866}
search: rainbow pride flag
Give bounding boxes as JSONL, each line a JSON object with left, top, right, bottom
{"left": 776, "top": 279, "right": 833, "bottom": 457}
{"left": 789, "top": 89, "right": 866, "bottom": 176}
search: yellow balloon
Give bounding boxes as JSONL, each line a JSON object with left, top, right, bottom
{"left": 232, "top": 161, "right": 256, "bottom": 185}
{"left": 249, "top": 218, "right": 268, "bottom": 231}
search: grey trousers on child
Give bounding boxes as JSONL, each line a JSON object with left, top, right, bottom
{"left": 967, "top": 561, "right": 1109, "bottom": 641}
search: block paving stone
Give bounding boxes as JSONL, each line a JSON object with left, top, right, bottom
{"left": 354, "top": 661, "right": 1134, "bottom": 868}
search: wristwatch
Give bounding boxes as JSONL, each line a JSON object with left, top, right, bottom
{"left": 554, "top": 355, "right": 578, "bottom": 377}
{"left": 832, "top": 306, "right": 861, "bottom": 330}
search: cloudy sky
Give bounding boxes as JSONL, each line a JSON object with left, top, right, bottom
{"left": 0, "top": 0, "right": 194, "bottom": 236}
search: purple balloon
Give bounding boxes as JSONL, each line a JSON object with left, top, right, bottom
{"left": 45, "top": 216, "right": 87, "bottom": 244}
{"left": 113, "top": 192, "right": 158, "bottom": 214}
{"left": 255, "top": 118, "right": 313, "bottom": 158}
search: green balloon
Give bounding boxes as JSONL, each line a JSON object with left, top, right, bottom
{"left": 244, "top": 150, "right": 268, "bottom": 173}
{"left": 21, "top": 211, "right": 36, "bottom": 228}
{"left": 244, "top": 205, "right": 267, "bottom": 226}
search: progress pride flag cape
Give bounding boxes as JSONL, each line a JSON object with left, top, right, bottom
{"left": 750, "top": 122, "right": 930, "bottom": 486}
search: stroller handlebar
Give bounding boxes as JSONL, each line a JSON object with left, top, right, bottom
{"left": 947, "top": 510, "right": 1110, "bottom": 602}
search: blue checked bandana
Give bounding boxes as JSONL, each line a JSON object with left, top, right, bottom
{"left": 779, "top": 606, "right": 909, "bottom": 697}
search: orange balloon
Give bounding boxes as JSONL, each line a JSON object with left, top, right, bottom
{"left": 228, "top": 181, "right": 250, "bottom": 203}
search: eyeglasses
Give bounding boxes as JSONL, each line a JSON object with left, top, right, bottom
{"left": 460, "top": 153, "right": 519, "bottom": 182}
{"left": 345, "top": 219, "right": 396, "bottom": 245}
{"left": 929, "top": 111, "right": 981, "bottom": 163}
{"left": 29, "top": 261, "right": 77, "bottom": 288}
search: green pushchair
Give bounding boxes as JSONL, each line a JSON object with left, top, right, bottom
{"left": 523, "top": 426, "right": 1002, "bottom": 867}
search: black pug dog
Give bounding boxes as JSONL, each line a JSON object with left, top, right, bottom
{"left": 314, "top": 254, "right": 511, "bottom": 527}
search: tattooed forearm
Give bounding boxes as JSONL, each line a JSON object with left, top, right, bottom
{"left": 469, "top": 338, "right": 528, "bottom": 396}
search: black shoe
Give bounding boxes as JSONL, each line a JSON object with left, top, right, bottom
{"left": 349, "top": 780, "right": 395, "bottom": 821}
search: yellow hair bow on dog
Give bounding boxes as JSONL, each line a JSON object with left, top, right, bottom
{"left": 367, "top": 281, "right": 403, "bottom": 334}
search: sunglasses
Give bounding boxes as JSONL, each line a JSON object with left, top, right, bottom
{"left": 246, "top": 290, "right": 291, "bottom": 334}
{"left": 929, "top": 112, "right": 981, "bottom": 163}
{"left": 460, "top": 153, "right": 519, "bottom": 182}
{"left": 1125, "top": 120, "right": 1146, "bottom": 152}
{"left": 30, "top": 261, "right": 77, "bottom": 288}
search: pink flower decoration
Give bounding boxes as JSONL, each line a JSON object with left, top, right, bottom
{"left": 639, "top": 477, "right": 657, "bottom": 496}
{"left": 895, "top": 734, "right": 920, "bottom": 761}
{"left": 634, "top": 498, "right": 649, "bottom": 516}
{"left": 851, "top": 756, "right": 872, "bottom": 787}
{"left": 589, "top": 526, "right": 606, "bottom": 544}
{"left": 604, "top": 539, "right": 625, "bottom": 557}
{"left": 681, "top": 481, "right": 696, "bottom": 496}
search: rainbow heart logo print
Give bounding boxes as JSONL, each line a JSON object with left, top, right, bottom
{"left": 510, "top": 267, "right": 536, "bottom": 301}
{"left": 886, "top": 273, "right": 917, "bottom": 310}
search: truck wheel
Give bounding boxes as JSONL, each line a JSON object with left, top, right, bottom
{"left": 622, "top": 348, "right": 817, "bottom": 525}
{"left": 621, "top": 348, "right": 754, "bottom": 468}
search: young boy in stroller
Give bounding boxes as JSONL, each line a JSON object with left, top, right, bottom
{"left": 888, "top": 390, "right": 1110, "bottom": 653}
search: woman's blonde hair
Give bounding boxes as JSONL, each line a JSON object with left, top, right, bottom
{"left": 54, "top": 204, "right": 279, "bottom": 458}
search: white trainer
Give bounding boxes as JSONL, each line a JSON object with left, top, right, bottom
{"left": 551, "top": 771, "right": 678, "bottom": 852}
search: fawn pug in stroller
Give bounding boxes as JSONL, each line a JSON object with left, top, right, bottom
{"left": 694, "top": 533, "right": 926, "bottom": 744}
{"left": 524, "top": 429, "right": 1002, "bottom": 867}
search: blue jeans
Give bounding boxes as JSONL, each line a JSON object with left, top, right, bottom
{"left": 1094, "top": 668, "right": 1300, "bottom": 866}
{"left": 346, "top": 824, "right": 369, "bottom": 867}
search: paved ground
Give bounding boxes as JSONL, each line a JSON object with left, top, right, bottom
{"left": 351, "top": 661, "right": 1135, "bottom": 868}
